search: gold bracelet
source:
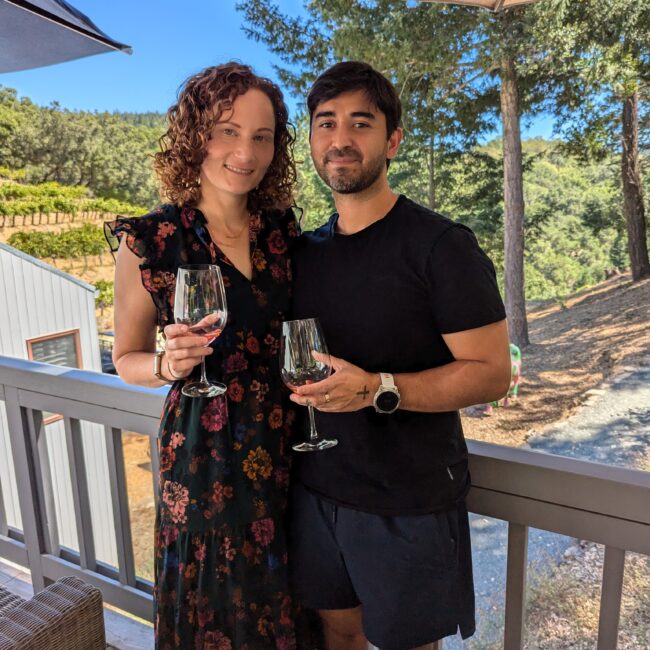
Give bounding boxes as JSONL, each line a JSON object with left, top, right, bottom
{"left": 153, "top": 350, "right": 172, "bottom": 384}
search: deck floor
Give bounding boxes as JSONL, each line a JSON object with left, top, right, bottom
{"left": 0, "top": 559, "right": 154, "bottom": 649}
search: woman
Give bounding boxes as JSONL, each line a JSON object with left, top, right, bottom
{"left": 108, "top": 62, "right": 300, "bottom": 649}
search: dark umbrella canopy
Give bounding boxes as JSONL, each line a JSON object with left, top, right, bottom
{"left": 0, "top": 0, "right": 131, "bottom": 73}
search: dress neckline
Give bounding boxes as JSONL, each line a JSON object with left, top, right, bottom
{"left": 185, "top": 205, "right": 261, "bottom": 284}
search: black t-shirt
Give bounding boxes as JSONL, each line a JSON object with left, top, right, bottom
{"left": 291, "top": 195, "right": 506, "bottom": 515}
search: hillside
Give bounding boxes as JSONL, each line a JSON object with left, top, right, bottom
{"left": 463, "top": 273, "right": 650, "bottom": 446}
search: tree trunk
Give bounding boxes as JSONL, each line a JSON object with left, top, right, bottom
{"left": 427, "top": 136, "right": 436, "bottom": 210}
{"left": 621, "top": 92, "right": 650, "bottom": 281}
{"left": 500, "top": 57, "right": 529, "bottom": 348}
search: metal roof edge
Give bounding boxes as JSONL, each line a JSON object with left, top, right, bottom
{"left": 0, "top": 242, "right": 97, "bottom": 293}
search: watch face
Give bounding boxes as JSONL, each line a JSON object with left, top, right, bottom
{"left": 376, "top": 390, "right": 399, "bottom": 412}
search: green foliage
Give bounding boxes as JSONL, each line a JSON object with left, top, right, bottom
{"left": 0, "top": 87, "right": 163, "bottom": 207}
{"left": 94, "top": 280, "right": 114, "bottom": 311}
{"left": 525, "top": 215, "right": 616, "bottom": 300}
{"left": 0, "top": 175, "right": 145, "bottom": 218}
{"left": 0, "top": 166, "right": 26, "bottom": 180}
{"left": 8, "top": 223, "right": 107, "bottom": 259}
{"left": 293, "top": 114, "right": 335, "bottom": 231}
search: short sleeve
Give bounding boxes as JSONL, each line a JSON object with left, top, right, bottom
{"left": 104, "top": 215, "right": 152, "bottom": 261}
{"left": 104, "top": 211, "right": 179, "bottom": 332}
{"left": 427, "top": 224, "right": 506, "bottom": 334}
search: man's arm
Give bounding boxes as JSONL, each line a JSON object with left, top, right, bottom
{"left": 290, "top": 320, "right": 512, "bottom": 413}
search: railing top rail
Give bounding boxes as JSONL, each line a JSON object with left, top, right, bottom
{"left": 1, "top": 355, "right": 648, "bottom": 525}
{"left": 468, "top": 439, "right": 650, "bottom": 526}
{"left": 0, "top": 355, "right": 166, "bottom": 418}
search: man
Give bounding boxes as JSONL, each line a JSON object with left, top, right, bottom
{"left": 289, "top": 61, "right": 511, "bottom": 650}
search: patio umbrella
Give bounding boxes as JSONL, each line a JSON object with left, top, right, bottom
{"left": 0, "top": 0, "right": 131, "bottom": 73}
{"left": 416, "top": 0, "right": 537, "bottom": 10}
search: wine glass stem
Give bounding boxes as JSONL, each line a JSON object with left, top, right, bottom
{"left": 307, "top": 405, "right": 319, "bottom": 441}
{"left": 199, "top": 356, "right": 209, "bottom": 385}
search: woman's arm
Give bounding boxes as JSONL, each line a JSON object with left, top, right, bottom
{"left": 112, "top": 241, "right": 212, "bottom": 387}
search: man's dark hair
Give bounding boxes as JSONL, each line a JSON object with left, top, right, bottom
{"left": 307, "top": 61, "right": 402, "bottom": 137}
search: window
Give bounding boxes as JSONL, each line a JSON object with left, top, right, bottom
{"left": 26, "top": 330, "right": 82, "bottom": 424}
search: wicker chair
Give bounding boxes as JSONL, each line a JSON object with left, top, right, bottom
{"left": 0, "top": 576, "right": 105, "bottom": 649}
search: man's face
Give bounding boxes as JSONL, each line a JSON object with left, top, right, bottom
{"left": 309, "top": 90, "right": 401, "bottom": 195}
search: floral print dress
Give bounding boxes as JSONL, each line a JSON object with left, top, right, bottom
{"left": 108, "top": 204, "right": 300, "bottom": 650}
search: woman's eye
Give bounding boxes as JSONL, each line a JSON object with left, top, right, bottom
{"left": 221, "top": 128, "right": 236, "bottom": 136}
{"left": 254, "top": 134, "right": 273, "bottom": 143}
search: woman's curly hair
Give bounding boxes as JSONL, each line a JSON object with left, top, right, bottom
{"left": 154, "top": 62, "right": 296, "bottom": 213}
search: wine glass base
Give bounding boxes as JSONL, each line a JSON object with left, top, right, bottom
{"left": 292, "top": 438, "right": 338, "bottom": 452}
{"left": 182, "top": 381, "right": 227, "bottom": 398}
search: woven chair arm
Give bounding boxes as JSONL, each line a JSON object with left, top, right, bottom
{"left": 0, "top": 576, "right": 105, "bottom": 649}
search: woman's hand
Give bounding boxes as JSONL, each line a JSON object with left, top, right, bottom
{"left": 163, "top": 323, "right": 213, "bottom": 380}
{"left": 289, "top": 352, "right": 380, "bottom": 413}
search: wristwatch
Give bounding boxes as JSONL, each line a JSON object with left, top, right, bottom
{"left": 373, "top": 372, "right": 401, "bottom": 414}
{"left": 153, "top": 350, "right": 172, "bottom": 384}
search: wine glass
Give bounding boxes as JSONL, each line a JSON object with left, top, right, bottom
{"left": 173, "top": 264, "right": 228, "bottom": 398}
{"left": 280, "top": 318, "right": 338, "bottom": 452}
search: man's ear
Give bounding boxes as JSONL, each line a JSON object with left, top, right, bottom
{"left": 387, "top": 127, "right": 403, "bottom": 161}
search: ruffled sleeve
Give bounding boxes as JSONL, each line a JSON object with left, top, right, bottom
{"left": 105, "top": 207, "right": 182, "bottom": 332}
{"left": 105, "top": 214, "right": 155, "bottom": 261}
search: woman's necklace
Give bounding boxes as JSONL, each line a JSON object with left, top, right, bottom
{"left": 206, "top": 215, "right": 250, "bottom": 247}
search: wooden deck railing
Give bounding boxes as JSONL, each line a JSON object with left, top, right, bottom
{"left": 1, "top": 355, "right": 648, "bottom": 648}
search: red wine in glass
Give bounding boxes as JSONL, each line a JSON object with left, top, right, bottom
{"left": 280, "top": 318, "right": 338, "bottom": 452}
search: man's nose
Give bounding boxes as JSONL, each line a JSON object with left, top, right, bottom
{"left": 329, "top": 126, "right": 354, "bottom": 150}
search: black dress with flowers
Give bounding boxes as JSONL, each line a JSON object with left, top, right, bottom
{"left": 109, "top": 204, "right": 299, "bottom": 650}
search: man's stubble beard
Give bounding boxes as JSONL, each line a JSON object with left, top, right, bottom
{"left": 314, "top": 151, "right": 387, "bottom": 195}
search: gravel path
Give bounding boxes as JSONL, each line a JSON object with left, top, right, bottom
{"left": 444, "top": 364, "right": 650, "bottom": 649}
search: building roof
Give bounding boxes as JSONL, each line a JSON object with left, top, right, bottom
{"left": 0, "top": 241, "right": 96, "bottom": 293}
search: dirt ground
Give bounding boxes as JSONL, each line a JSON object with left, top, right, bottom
{"left": 462, "top": 273, "right": 650, "bottom": 446}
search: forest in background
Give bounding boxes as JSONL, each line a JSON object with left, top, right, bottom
{"left": 239, "top": 0, "right": 650, "bottom": 348}
{"left": 0, "top": 8, "right": 647, "bottom": 300}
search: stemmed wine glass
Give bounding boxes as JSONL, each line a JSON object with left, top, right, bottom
{"left": 174, "top": 264, "right": 228, "bottom": 398}
{"left": 280, "top": 318, "right": 338, "bottom": 452}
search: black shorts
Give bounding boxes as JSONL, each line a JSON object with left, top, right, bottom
{"left": 289, "top": 484, "right": 475, "bottom": 650}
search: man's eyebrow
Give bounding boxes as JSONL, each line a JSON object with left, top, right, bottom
{"left": 351, "top": 111, "right": 376, "bottom": 120}
{"left": 313, "top": 110, "right": 377, "bottom": 120}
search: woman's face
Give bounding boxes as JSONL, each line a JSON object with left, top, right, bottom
{"left": 200, "top": 88, "right": 276, "bottom": 201}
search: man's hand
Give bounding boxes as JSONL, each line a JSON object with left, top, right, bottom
{"left": 290, "top": 352, "right": 380, "bottom": 412}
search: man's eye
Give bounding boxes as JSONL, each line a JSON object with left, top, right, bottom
{"left": 354, "top": 122, "right": 370, "bottom": 129}
{"left": 318, "top": 121, "right": 334, "bottom": 129}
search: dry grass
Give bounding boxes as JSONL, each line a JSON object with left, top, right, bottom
{"left": 525, "top": 544, "right": 650, "bottom": 649}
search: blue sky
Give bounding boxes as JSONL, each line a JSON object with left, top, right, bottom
{"left": 0, "top": 0, "right": 553, "bottom": 137}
